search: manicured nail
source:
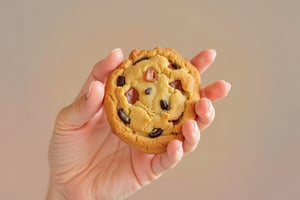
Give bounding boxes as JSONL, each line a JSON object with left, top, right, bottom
{"left": 225, "top": 82, "right": 231, "bottom": 91}
{"left": 106, "top": 48, "right": 121, "bottom": 58}
{"left": 207, "top": 99, "right": 214, "bottom": 117}
{"left": 111, "top": 48, "right": 122, "bottom": 54}
{"left": 176, "top": 141, "right": 182, "bottom": 152}
{"left": 193, "top": 121, "right": 199, "bottom": 135}
{"left": 210, "top": 49, "right": 217, "bottom": 59}
{"left": 86, "top": 81, "right": 94, "bottom": 99}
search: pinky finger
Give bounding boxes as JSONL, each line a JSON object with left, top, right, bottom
{"left": 151, "top": 140, "right": 183, "bottom": 176}
{"left": 182, "top": 120, "right": 201, "bottom": 154}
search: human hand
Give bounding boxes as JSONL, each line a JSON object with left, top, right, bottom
{"left": 46, "top": 48, "right": 231, "bottom": 200}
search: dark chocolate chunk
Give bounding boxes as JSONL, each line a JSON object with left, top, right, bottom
{"left": 117, "top": 76, "right": 125, "bottom": 86}
{"left": 148, "top": 128, "right": 163, "bottom": 138}
{"left": 144, "top": 87, "right": 152, "bottom": 95}
{"left": 169, "top": 80, "right": 184, "bottom": 92}
{"left": 144, "top": 67, "right": 158, "bottom": 82}
{"left": 160, "top": 99, "right": 170, "bottom": 110}
{"left": 168, "top": 62, "right": 181, "bottom": 70}
{"left": 133, "top": 57, "right": 149, "bottom": 65}
{"left": 117, "top": 108, "right": 130, "bottom": 124}
{"left": 168, "top": 113, "right": 183, "bottom": 125}
{"left": 125, "top": 88, "right": 139, "bottom": 104}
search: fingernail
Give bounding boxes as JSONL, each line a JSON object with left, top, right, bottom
{"left": 225, "top": 82, "right": 231, "bottom": 91}
{"left": 111, "top": 48, "right": 122, "bottom": 54}
{"left": 86, "top": 81, "right": 94, "bottom": 99}
{"left": 210, "top": 49, "right": 217, "bottom": 59}
{"left": 193, "top": 121, "right": 199, "bottom": 135}
{"left": 207, "top": 99, "right": 213, "bottom": 116}
{"left": 107, "top": 48, "right": 122, "bottom": 60}
{"left": 176, "top": 141, "right": 182, "bottom": 152}
{"left": 106, "top": 48, "right": 121, "bottom": 58}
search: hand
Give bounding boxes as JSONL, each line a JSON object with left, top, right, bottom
{"left": 46, "top": 48, "right": 231, "bottom": 200}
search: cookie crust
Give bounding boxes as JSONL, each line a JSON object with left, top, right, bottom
{"left": 104, "top": 47, "right": 201, "bottom": 153}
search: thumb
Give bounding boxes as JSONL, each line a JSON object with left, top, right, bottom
{"left": 55, "top": 81, "right": 104, "bottom": 132}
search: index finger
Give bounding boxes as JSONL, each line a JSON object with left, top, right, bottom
{"left": 78, "top": 48, "right": 124, "bottom": 98}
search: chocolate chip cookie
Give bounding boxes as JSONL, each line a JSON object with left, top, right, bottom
{"left": 104, "top": 47, "right": 201, "bottom": 153}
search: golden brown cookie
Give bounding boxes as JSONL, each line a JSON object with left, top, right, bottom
{"left": 104, "top": 47, "right": 201, "bottom": 153}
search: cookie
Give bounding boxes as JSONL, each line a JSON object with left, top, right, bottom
{"left": 104, "top": 47, "right": 201, "bottom": 153}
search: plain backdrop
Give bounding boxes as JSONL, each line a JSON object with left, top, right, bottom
{"left": 1, "top": 0, "right": 299, "bottom": 199}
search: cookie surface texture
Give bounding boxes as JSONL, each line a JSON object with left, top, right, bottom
{"left": 104, "top": 47, "right": 201, "bottom": 153}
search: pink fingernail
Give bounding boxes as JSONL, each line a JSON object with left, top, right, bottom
{"left": 107, "top": 48, "right": 122, "bottom": 58}
{"left": 86, "top": 81, "right": 94, "bottom": 99}
{"left": 177, "top": 141, "right": 182, "bottom": 152}
{"left": 193, "top": 121, "right": 199, "bottom": 135}
{"left": 210, "top": 49, "right": 217, "bottom": 59}
{"left": 207, "top": 99, "right": 213, "bottom": 116}
{"left": 111, "top": 48, "right": 122, "bottom": 53}
{"left": 225, "top": 82, "right": 231, "bottom": 91}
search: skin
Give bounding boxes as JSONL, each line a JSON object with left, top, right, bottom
{"left": 46, "top": 48, "right": 231, "bottom": 200}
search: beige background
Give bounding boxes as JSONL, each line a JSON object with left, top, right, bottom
{"left": 1, "top": 0, "right": 299, "bottom": 199}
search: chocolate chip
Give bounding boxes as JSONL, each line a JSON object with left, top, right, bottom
{"left": 169, "top": 80, "right": 184, "bottom": 92}
{"left": 144, "top": 87, "right": 152, "bottom": 95}
{"left": 125, "top": 88, "right": 139, "bottom": 104}
{"left": 160, "top": 99, "right": 170, "bottom": 110}
{"left": 117, "top": 108, "right": 130, "bottom": 124}
{"left": 168, "top": 113, "right": 183, "bottom": 125}
{"left": 117, "top": 76, "right": 125, "bottom": 86}
{"left": 133, "top": 57, "right": 149, "bottom": 65}
{"left": 144, "top": 67, "right": 158, "bottom": 82}
{"left": 168, "top": 62, "right": 181, "bottom": 70}
{"left": 148, "top": 128, "right": 163, "bottom": 138}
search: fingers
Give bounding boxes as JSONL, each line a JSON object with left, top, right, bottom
{"left": 182, "top": 120, "right": 201, "bottom": 153}
{"left": 190, "top": 49, "right": 216, "bottom": 74}
{"left": 92, "top": 48, "right": 124, "bottom": 82}
{"left": 78, "top": 48, "right": 124, "bottom": 97}
{"left": 149, "top": 50, "right": 230, "bottom": 177}
{"left": 195, "top": 98, "right": 215, "bottom": 130}
{"left": 200, "top": 80, "right": 231, "bottom": 102}
{"left": 151, "top": 121, "right": 201, "bottom": 175}
{"left": 197, "top": 80, "right": 231, "bottom": 130}
{"left": 151, "top": 140, "right": 183, "bottom": 176}
{"left": 55, "top": 81, "right": 104, "bottom": 132}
